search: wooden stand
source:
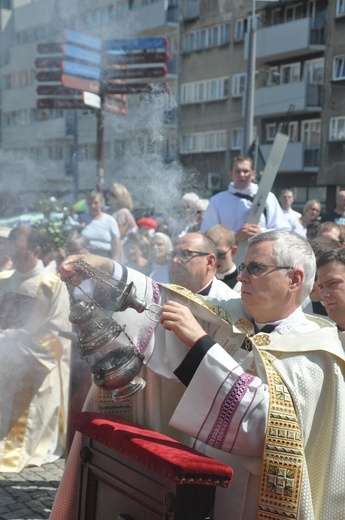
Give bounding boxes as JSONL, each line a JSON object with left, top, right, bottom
{"left": 75, "top": 412, "right": 233, "bottom": 520}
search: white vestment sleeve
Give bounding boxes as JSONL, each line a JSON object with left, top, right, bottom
{"left": 170, "top": 343, "right": 269, "bottom": 458}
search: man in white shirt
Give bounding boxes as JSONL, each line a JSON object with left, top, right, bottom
{"left": 200, "top": 156, "right": 291, "bottom": 241}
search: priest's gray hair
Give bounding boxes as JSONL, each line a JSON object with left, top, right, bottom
{"left": 248, "top": 231, "right": 316, "bottom": 304}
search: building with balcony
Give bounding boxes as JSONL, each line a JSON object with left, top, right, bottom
{"left": 1, "top": 0, "right": 344, "bottom": 214}
{"left": 178, "top": 0, "right": 345, "bottom": 210}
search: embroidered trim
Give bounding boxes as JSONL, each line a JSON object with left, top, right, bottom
{"left": 205, "top": 373, "right": 255, "bottom": 449}
{"left": 257, "top": 350, "right": 304, "bottom": 520}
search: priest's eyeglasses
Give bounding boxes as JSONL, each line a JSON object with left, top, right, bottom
{"left": 167, "top": 249, "right": 211, "bottom": 262}
{"left": 238, "top": 261, "right": 294, "bottom": 276}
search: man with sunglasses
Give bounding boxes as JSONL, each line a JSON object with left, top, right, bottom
{"left": 168, "top": 232, "right": 239, "bottom": 298}
{"left": 200, "top": 155, "right": 291, "bottom": 242}
{"left": 56, "top": 231, "right": 345, "bottom": 520}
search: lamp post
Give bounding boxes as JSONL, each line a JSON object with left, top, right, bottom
{"left": 243, "top": 0, "right": 257, "bottom": 155}
{"left": 243, "top": 0, "right": 277, "bottom": 156}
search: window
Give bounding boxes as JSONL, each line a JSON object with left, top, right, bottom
{"left": 304, "top": 58, "right": 324, "bottom": 84}
{"left": 181, "top": 77, "right": 228, "bottom": 104}
{"left": 302, "top": 119, "right": 320, "bottom": 147}
{"left": 281, "top": 62, "right": 301, "bottom": 84}
{"left": 231, "top": 128, "right": 243, "bottom": 150}
{"left": 329, "top": 117, "right": 345, "bottom": 141}
{"left": 285, "top": 3, "right": 303, "bottom": 22}
{"left": 234, "top": 18, "right": 248, "bottom": 41}
{"left": 181, "top": 130, "right": 227, "bottom": 154}
{"left": 278, "top": 121, "right": 299, "bottom": 142}
{"left": 267, "top": 66, "right": 280, "bottom": 86}
{"left": 272, "top": 8, "right": 283, "bottom": 25}
{"left": 266, "top": 124, "right": 276, "bottom": 142}
{"left": 232, "top": 73, "right": 246, "bottom": 97}
{"left": 333, "top": 56, "right": 345, "bottom": 81}
{"left": 336, "top": 0, "right": 345, "bottom": 17}
{"left": 183, "top": 23, "right": 230, "bottom": 53}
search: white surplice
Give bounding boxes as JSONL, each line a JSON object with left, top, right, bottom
{"left": 0, "top": 262, "right": 72, "bottom": 472}
{"left": 50, "top": 265, "right": 345, "bottom": 520}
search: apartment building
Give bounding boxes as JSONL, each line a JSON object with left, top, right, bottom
{"left": 0, "top": 0, "right": 344, "bottom": 213}
{"left": 0, "top": 0, "right": 181, "bottom": 213}
{"left": 178, "top": 0, "right": 345, "bottom": 209}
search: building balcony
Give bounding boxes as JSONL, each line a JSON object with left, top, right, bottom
{"left": 260, "top": 142, "right": 319, "bottom": 172}
{"left": 254, "top": 82, "right": 321, "bottom": 117}
{"left": 183, "top": 0, "right": 199, "bottom": 20}
{"left": 132, "top": 0, "right": 179, "bottom": 36}
{"left": 254, "top": 17, "right": 325, "bottom": 62}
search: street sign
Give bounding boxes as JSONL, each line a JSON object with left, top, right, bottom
{"left": 63, "top": 29, "right": 102, "bottom": 51}
{"left": 35, "top": 57, "right": 62, "bottom": 69}
{"left": 106, "top": 51, "right": 170, "bottom": 65}
{"left": 105, "top": 37, "right": 167, "bottom": 51}
{"left": 37, "top": 85, "right": 80, "bottom": 96}
{"left": 83, "top": 92, "right": 101, "bottom": 109}
{"left": 104, "top": 82, "right": 169, "bottom": 95}
{"left": 61, "top": 74, "right": 100, "bottom": 94}
{"left": 62, "top": 61, "right": 101, "bottom": 80}
{"left": 36, "top": 98, "right": 85, "bottom": 109}
{"left": 62, "top": 44, "right": 102, "bottom": 65}
{"left": 103, "top": 96, "right": 128, "bottom": 115}
{"left": 104, "top": 66, "right": 168, "bottom": 80}
{"left": 37, "top": 42, "right": 62, "bottom": 54}
{"left": 36, "top": 70, "right": 62, "bottom": 82}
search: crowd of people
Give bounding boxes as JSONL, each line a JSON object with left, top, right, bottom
{"left": 1, "top": 157, "right": 345, "bottom": 520}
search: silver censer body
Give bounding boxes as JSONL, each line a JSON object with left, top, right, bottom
{"left": 69, "top": 280, "right": 148, "bottom": 401}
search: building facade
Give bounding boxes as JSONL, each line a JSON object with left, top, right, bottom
{"left": 0, "top": 0, "right": 344, "bottom": 215}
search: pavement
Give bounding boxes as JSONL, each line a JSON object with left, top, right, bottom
{"left": 0, "top": 458, "right": 65, "bottom": 520}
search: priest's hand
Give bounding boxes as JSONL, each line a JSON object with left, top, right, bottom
{"left": 160, "top": 300, "right": 207, "bottom": 348}
{"left": 60, "top": 254, "right": 115, "bottom": 285}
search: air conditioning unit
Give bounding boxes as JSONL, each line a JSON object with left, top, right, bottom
{"left": 207, "top": 172, "right": 222, "bottom": 190}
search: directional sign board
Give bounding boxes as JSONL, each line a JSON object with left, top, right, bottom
{"left": 62, "top": 61, "right": 101, "bottom": 80}
{"left": 106, "top": 51, "right": 170, "bottom": 66}
{"left": 104, "top": 82, "right": 169, "bottom": 95}
{"left": 37, "top": 98, "right": 85, "bottom": 109}
{"left": 103, "top": 96, "right": 128, "bottom": 115}
{"left": 63, "top": 29, "right": 102, "bottom": 51}
{"left": 105, "top": 37, "right": 167, "bottom": 51}
{"left": 83, "top": 92, "right": 101, "bottom": 109}
{"left": 61, "top": 74, "right": 100, "bottom": 94}
{"left": 62, "top": 44, "right": 102, "bottom": 65}
{"left": 105, "top": 66, "right": 168, "bottom": 80}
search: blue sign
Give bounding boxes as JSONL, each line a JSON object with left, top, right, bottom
{"left": 63, "top": 29, "right": 102, "bottom": 51}
{"left": 62, "top": 44, "right": 102, "bottom": 65}
{"left": 105, "top": 37, "right": 167, "bottom": 51}
{"left": 62, "top": 61, "right": 101, "bottom": 80}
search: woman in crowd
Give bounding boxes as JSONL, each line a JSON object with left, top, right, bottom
{"left": 81, "top": 189, "right": 122, "bottom": 260}
{"left": 106, "top": 183, "right": 138, "bottom": 241}
{"left": 148, "top": 232, "right": 173, "bottom": 283}
{"left": 299, "top": 199, "right": 322, "bottom": 238}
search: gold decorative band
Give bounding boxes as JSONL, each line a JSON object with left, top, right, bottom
{"left": 257, "top": 350, "right": 304, "bottom": 520}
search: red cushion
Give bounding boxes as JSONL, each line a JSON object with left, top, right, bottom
{"left": 75, "top": 412, "right": 233, "bottom": 488}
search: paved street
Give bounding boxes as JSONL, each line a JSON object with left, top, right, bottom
{"left": 0, "top": 458, "right": 64, "bottom": 520}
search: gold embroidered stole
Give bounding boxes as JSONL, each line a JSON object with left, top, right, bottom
{"left": 255, "top": 347, "right": 304, "bottom": 520}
